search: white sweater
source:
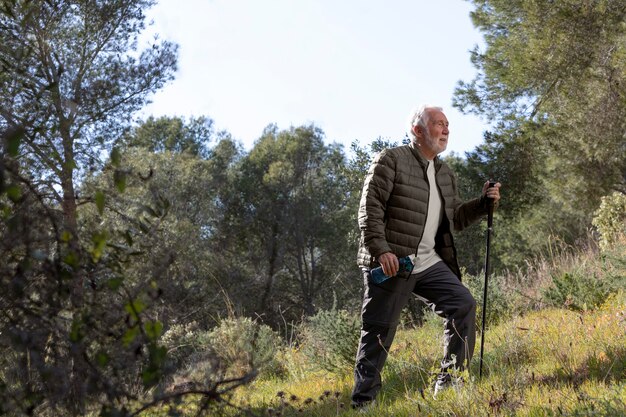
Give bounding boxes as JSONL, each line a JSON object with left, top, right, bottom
{"left": 411, "top": 160, "right": 443, "bottom": 273}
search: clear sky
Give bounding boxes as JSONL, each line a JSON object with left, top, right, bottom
{"left": 140, "top": 0, "right": 488, "bottom": 157}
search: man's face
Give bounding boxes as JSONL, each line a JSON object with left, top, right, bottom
{"left": 414, "top": 109, "right": 449, "bottom": 159}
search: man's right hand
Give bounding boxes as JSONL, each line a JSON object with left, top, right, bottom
{"left": 377, "top": 252, "right": 399, "bottom": 277}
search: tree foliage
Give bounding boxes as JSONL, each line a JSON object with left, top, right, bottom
{"left": 219, "top": 125, "right": 359, "bottom": 325}
{"left": 84, "top": 120, "right": 243, "bottom": 330}
{"left": 0, "top": 0, "right": 178, "bottom": 298}
{"left": 1, "top": 0, "right": 178, "bottom": 194}
{"left": 0, "top": 0, "right": 181, "bottom": 414}
{"left": 454, "top": 0, "right": 626, "bottom": 261}
{"left": 119, "top": 115, "right": 219, "bottom": 158}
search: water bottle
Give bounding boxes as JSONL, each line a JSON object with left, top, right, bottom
{"left": 370, "top": 256, "right": 414, "bottom": 284}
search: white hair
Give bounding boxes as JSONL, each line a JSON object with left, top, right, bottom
{"left": 406, "top": 105, "right": 443, "bottom": 141}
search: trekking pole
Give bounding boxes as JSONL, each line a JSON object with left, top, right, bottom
{"left": 479, "top": 181, "right": 496, "bottom": 379}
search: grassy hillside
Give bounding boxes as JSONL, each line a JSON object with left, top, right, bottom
{"left": 144, "top": 237, "right": 625, "bottom": 416}
{"left": 221, "top": 294, "right": 625, "bottom": 417}
{"left": 147, "top": 298, "right": 625, "bottom": 416}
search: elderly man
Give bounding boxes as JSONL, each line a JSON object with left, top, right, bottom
{"left": 351, "top": 105, "right": 501, "bottom": 408}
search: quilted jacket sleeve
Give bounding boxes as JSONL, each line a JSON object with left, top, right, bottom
{"left": 357, "top": 150, "right": 396, "bottom": 259}
{"left": 449, "top": 171, "right": 489, "bottom": 231}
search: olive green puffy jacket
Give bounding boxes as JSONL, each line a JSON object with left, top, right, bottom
{"left": 356, "top": 143, "right": 488, "bottom": 279}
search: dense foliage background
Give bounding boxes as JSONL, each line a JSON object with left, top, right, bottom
{"left": 1, "top": 0, "right": 624, "bottom": 415}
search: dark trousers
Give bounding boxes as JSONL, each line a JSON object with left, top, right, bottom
{"left": 351, "top": 261, "right": 476, "bottom": 405}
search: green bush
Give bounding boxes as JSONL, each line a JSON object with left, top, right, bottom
{"left": 540, "top": 236, "right": 626, "bottom": 312}
{"left": 592, "top": 192, "right": 626, "bottom": 252}
{"left": 298, "top": 309, "right": 360, "bottom": 374}
{"left": 206, "top": 317, "right": 283, "bottom": 379}
{"left": 161, "top": 321, "right": 203, "bottom": 366}
{"left": 162, "top": 317, "right": 283, "bottom": 385}
{"left": 542, "top": 271, "right": 615, "bottom": 312}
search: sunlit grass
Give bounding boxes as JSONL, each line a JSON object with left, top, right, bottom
{"left": 222, "top": 293, "right": 623, "bottom": 416}
{"left": 142, "top": 292, "right": 625, "bottom": 416}
{"left": 139, "top": 238, "right": 626, "bottom": 416}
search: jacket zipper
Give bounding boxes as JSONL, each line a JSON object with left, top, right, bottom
{"left": 414, "top": 161, "right": 430, "bottom": 258}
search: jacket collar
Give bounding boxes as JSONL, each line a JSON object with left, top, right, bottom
{"left": 408, "top": 142, "right": 441, "bottom": 170}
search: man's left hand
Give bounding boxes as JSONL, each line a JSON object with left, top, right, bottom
{"left": 482, "top": 181, "right": 501, "bottom": 204}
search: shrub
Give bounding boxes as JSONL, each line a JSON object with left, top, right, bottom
{"left": 206, "top": 317, "right": 283, "bottom": 379}
{"left": 539, "top": 234, "right": 626, "bottom": 312}
{"left": 298, "top": 309, "right": 360, "bottom": 374}
{"left": 542, "top": 270, "right": 619, "bottom": 312}
{"left": 162, "top": 317, "right": 283, "bottom": 387}
{"left": 592, "top": 192, "right": 626, "bottom": 252}
{"left": 161, "top": 321, "right": 202, "bottom": 366}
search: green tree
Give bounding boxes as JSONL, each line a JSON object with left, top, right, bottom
{"left": 120, "top": 115, "right": 218, "bottom": 158}
{"left": 0, "top": 0, "right": 177, "bottom": 414}
{"left": 454, "top": 0, "right": 626, "bottom": 259}
{"left": 83, "top": 129, "right": 242, "bottom": 330}
{"left": 224, "top": 125, "right": 356, "bottom": 324}
{"left": 0, "top": 0, "right": 177, "bottom": 300}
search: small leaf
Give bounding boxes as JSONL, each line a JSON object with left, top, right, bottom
{"left": 63, "top": 251, "right": 79, "bottom": 268}
{"left": 70, "top": 318, "right": 84, "bottom": 342}
{"left": 124, "top": 230, "right": 133, "bottom": 246}
{"left": 5, "top": 126, "right": 24, "bottom": 156}
{"left": 122, "top": 326, "right": 139, "bottom": 347}
{"left": 61, "top": 231, "right": 72, "bottom": 242}
{"left": 138, "top": 219, "right": 152, "bottom": 233}
{"left": 151, "top": 345, "right": 167, "bottom": 364}
{"left": 142, "top": 345, "right": 167, "bottom": 387}
{"left": 125, "top": 299, "right": 146, "bottom": 320}
{"left": 95, "top": 191, "right": 105, "bottom": 215}
{"left": 6, "top": 185, "right": 21, "bottom": 202}
{"left": 91, "top": 230, "right": 108, "bottom": 262}
{"left": 114, "top": 170, "right": 126, "bottom": 192}
{"left": 110, "top": 147, "right": 122, "bottom": 167}
{"left": 106, "top": 277, "right": 123, "bottom": 290}
{"left": 64, "top": 158, "right": 77, "bottom": 171}
{"left": 144, "top": 320, "right": 163, "bottom": 341}
{"left": 96, "top": 351, "right": 110, "bottom": 367}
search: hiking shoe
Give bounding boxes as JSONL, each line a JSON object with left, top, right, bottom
{"left": 433, "top": 373, "right": 450, "bottom": 398}
{"left": 433, "top": 373, "right": 464, "bottom": 398}
{"left": 352, "top": 399, "right": 375, "bottom": 413}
